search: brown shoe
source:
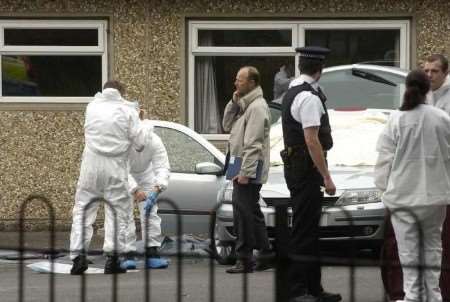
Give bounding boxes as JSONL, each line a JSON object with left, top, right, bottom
{"left": 226, "top": 260, "right": 254, "bottom": 274}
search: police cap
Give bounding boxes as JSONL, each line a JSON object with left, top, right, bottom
{"left": 295, "top": 46, "right": 330, "bottom": 60}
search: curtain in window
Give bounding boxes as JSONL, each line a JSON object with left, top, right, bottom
{"left": 195, "top": 32, "right": 221, "bottom": 134}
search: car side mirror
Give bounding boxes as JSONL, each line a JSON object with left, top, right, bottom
{"left": 195, "top": 162, "right": 223, "bottom": 176}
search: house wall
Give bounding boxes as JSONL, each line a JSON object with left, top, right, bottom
{"left": 0, "top": 0, "right": 449, "bottom": 230}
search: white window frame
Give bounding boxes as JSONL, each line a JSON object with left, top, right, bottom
{"left": 189, "top": 19, "right": 410, "bottom": 139}
{"left": 0, "top": 19, "right": 108, "bottom": 103}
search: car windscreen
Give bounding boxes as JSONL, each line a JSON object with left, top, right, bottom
{"left": 320, "top": 68, "right": 405, "bottom": 110}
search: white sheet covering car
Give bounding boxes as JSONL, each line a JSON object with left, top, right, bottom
{"left": 215, "top": 64, "right": 408, "bottom": 263}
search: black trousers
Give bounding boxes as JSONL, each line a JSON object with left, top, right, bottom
{"left": 232, "top": 182, "right": 271, "bottom": 259}
{"left": 284, "top": 152, "right": 323, "bottom": 298}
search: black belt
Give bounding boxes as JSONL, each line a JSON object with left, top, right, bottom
{"left": 285, "top": 145, "right": 327, "bottom": 157}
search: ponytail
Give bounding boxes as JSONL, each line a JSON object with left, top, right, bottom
{"left": 400, "top": 86, "right": 424, "bottom": 111}
{"left": 399, "top": 70, "right": 430, "bottom": 111}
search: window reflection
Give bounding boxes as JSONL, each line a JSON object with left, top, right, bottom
{"left": 154, "top": 126, "right": 216, "bottom": 173}
{"left": 306, "top": 29, "right": 401, "bottom": 67}
{"left": 2, "top": 55, "right": 102, "bottom": 97}
{"left": 4, "top": 28, "right": 98, "bottom": 46}
{"left": 198, "top": 30, "right": 292, "bottom": 47}
{"left": 194, "top": 56, "right": 295, "bottom": 133}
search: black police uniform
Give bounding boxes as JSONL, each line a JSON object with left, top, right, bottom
{"left": 280, "top": 46, "right": 334, "bottom": 300}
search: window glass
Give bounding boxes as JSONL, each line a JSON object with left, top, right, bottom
{"left": 2, "top": 55, "right": 102, "bottom": 97}
{"left": 305, "top": 29, "right": 401, "bottom": 67}
{"left": 4, "top": 28, "right": 98, "bottom": 46}
{"left": 154, "top": 126, "right": 217, "bottom": 173}
{"left": 320, "top": 68, "right": 405, "bottom": 109}
{"left": 198, "top": 30, "right": 292, "bottom": 47}
{"left": 194, "top": 55, "right": 295, "bottom": 133}
{"left": 190, "top": 21, "right": 409, "bottom": 134}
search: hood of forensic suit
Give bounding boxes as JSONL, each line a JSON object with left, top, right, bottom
{"left": 94, "top": 88, "right": 124, "bottom": 102}
{"left": 263, "top": 109, "right": 391, "bottom": 198}
{"left": 140, "top": 119, "right": 155, "bottom": 142}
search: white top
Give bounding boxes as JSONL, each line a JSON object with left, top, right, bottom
{"left": 84, "top": 88, "right": 146, "bottom": 157}
{"left": 128, "top": 120, "right": 171, "bottom": 193}
{"left": 427, "top": 75, "right": 450, "bottom": 115}
{"left": 374, "top": 104, "right": 450, "bottom": 208}
{"left": 289, "top": 74, "right": 325, "bottom": 128}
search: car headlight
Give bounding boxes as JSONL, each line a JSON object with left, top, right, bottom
{"left": 222, "top": 188, "right": 233, "bottom": 204}
{"left": 219, "top": 186, "right": 267, "bottom": 207}
{"left": 335, "top": 189, "right": 381, "bottom": 206}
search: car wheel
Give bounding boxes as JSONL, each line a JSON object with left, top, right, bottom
{"left": 212, "top": 224, "right": 236, "bottom": 265}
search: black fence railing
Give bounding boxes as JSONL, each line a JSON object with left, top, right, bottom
{"left": 1, "top": 194, "right": 446, "bottom": 302}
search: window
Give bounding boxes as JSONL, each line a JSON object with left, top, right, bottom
{"left": 188, "top": 20, "right": 410, "bottom": 137}
{"left": 0, "top": 20, "right": 107, "bottom": 102}
{"left": 154, "top": 126, "right": 218, "bottom": 174}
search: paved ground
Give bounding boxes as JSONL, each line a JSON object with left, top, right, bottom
{"left": 0, "top": 232, "right": 387, "bottom": 302}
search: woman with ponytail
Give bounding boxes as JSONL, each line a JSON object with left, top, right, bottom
{"left": 375, "top": 69, "right": 450, "bottom": 302}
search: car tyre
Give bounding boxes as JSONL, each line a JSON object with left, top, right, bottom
{"left": 211, "top": 223, "right": 236, "bottom": 265}
{"left": 213, "top": 239, "right": 236, "bottom": 265}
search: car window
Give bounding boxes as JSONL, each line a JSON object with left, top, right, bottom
{"left": 154, "top": 126, "right": 220, "bottom": 174}
{"left": 320, "top": 68, "right": 405, "bottom": 110}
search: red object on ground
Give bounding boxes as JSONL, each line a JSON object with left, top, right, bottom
{"left": 334, "top": 106, "right": 367, "bottom": 111}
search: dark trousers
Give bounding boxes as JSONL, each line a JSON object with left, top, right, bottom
{"left": 381, "top": 206, "right": 450, "bottom": 301}
{"left": 283, "top": 152, "right": 323, "bottom": 298}
{"left": 288, "top": 179, "right": 323, "bottom": 297}
{"left": 232, "top": 182, "right": 270, "bottom": 259}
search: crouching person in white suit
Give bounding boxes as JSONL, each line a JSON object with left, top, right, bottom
{"left": 121, "top": 117, "right": 170, "bottom": 269}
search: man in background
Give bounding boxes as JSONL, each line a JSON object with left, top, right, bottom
{"left": 222, "top": 66, "right": 272, "bottom": 274}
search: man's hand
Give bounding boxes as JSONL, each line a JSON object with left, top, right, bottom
{"left": 134, "top": 190, "right": 147, "bottom": 202}
{"left": 232, "top": 90, "right": 240, "bottom": 103}
{"left": 139, "top": 109, "right": 145, "bottom": 120}
{"left": 152, "top": 185, "right": 162, "bottom": 194}
{"left": 323, "top": 176, "right": 336, "bottom": 196}
{"left": 233, "top": 175, "right": 249, "bottom": 185}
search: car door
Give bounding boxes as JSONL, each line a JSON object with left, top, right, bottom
{"left": 153, "top": 123, "right": 226, "bottom": 236}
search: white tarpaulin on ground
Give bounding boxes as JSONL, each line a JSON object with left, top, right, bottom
{"left": 270, "top": 109, "right": 389, "bottom": 166}
{"left": 27, "top": 261, "right": 140, "bottom": 274}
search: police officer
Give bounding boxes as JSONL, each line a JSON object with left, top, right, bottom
{"left": 280, "top": 46, "right": 341, "bottom": 302}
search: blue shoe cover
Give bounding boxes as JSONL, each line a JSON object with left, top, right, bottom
{"left": 146, "top": 258, "right": 169, "bottom": 269}
{"left": 121, "top": 259, "right": 137, "bottom": 270}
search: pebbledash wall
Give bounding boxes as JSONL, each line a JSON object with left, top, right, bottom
{"left": 0, "top": 0, "right": 449, "bottom": 230}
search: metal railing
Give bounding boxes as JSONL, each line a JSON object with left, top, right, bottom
{"left": 1, "top": 194, "right": 447, "bottom": 302}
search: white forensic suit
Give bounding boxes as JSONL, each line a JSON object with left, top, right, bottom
{"left": 427, "top": 75, "right": 450, "bottom": 115}
{"left": 374, "top": 104, "right": 450, "bottom": 302}
{"left": 125, "top": 120, "right": 170, "bottom": 251}
{"left": 70, "top": 88, "right": 146, "bottom": 260}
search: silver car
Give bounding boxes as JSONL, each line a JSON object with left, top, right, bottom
{"left": 214, "top": 64, "right": 408, "bottom": 264}
{"left": 150, "top": 120, "right": 226, "bottom": 236}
